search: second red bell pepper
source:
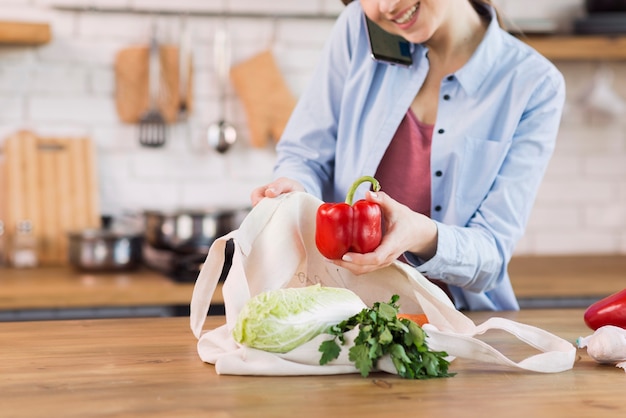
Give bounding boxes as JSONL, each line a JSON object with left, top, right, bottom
{"left": 584, "top": 288, "right": 626, "bottom": 330}
{"left": 315, "top": 176, "right": 382, "bottom": 260}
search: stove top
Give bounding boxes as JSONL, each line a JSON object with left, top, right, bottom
{"left": 142, "top": 239, "right": 233, "bottom": 283}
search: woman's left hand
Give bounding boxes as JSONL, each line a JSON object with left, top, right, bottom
{"left": 330, "top": 191, "right": 438, "bottom": 275}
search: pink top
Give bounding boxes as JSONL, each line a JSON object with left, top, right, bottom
{"left": 375, "top": 109, "right": 433, "bottom": 217}
{"left": 375, "top": 110, "right": 451, "bottom": 296}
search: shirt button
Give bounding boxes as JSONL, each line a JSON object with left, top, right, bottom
{"left": 443, "top": 94, "right": 450, "bottom": 100}
{"left": 438, "top": 128, "right": 445, "bottom": 134}
{"left": 435, "top": 170, "right": 443, "bottom": 177}
{"left": 434, "top": 205, "right": 442, "bottom": 212}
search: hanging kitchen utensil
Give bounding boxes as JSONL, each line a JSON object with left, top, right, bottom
{"left": 178, "top": 18, "right": 193, "bottom": 121}
{"left": 206, "top": 27, "right": 237, "bottom": 154}
{"left": 138, "top": 26, "right": 167, "bottom": 148}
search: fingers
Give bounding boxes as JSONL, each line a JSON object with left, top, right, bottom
{"left": 273, "top": 177, "right": 306, "bottom": 195}
{"left": 365, "top": 190, "right": 397, "bottom": 217}
{"left": 250, "top": 185, "right": 279, "bottom": 207}
{"left": 250, "top": 187, "right": 266, "bottom": 207}
{"left": 331, "top": 255, "right": 393, "bottom": 276}
{"left": 250, "top": 178, "right": 305, "bottom": 206}
{"left": 328, "top": 191, "right": 415, "bottom": 274}
{"left": 331, "top": 245, "right": 399, "bottom": 275}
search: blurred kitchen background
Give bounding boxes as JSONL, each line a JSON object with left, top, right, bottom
{"left": 1, "top": 0, "right": 626, "bottom": 262}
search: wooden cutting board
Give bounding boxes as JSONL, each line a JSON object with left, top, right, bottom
{"left": 2, "top": 131, "right": 100, "bottom": 266}
{"left": 0, "top": 149, "right": 6, "bottom": 264}
{"left": 230, "top": 50, "right": 296, "bottom": 147}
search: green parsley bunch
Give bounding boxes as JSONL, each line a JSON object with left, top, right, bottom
{"left": 318, "top": 295, "right": 455, "bottom": 379}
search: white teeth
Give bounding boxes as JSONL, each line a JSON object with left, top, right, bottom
{"left": 395, "top": 4, "right": 418, "bottom": 25}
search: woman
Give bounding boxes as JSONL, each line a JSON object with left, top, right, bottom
{"left": 251, "top": 0, "right": 565, "bottom": 311}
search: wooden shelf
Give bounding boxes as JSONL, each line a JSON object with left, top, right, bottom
{"left": 0, "top": 20, "right": 51, "bottom": 46}
{"left": 53, "top": 5, "right": 339, "bottom": 20}
{"left": 522, "top": 35, "right": 626, "bottom": 60}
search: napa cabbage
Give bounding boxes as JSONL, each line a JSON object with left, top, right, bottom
{"left": 232, "top": 284, "right": 366, "bottom": 353}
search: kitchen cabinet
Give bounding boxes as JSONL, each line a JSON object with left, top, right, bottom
{"left": 0, "top": 20, "right": 51, "bottom": 45}
{"left": 523, "top": 35, "right": 626, "bottom": 60}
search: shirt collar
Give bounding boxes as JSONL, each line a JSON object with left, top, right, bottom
{"left": 452, "top": 6, "right": 504, "bottom": 96}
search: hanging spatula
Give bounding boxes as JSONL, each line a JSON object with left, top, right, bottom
{"left": 138, "top": 27, "right": 167, "bottom": 148}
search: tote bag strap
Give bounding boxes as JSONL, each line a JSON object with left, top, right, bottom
{"left": 409, "top": 275, "right": 576, "bottom": 373}
{"left": 190, "top": 195, "right": 291, "bottom": 338}
{"left": 424, "top": 317, "right": 577, "bottom": 373}
{"left": 190, "top": 234, "right": 230, "bottom": 338}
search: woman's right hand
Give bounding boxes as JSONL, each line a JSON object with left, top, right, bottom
{"left": 250, "top": 177, "right": 305, "bottom": 207}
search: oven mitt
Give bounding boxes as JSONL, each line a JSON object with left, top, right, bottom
{"left": 190, "top": 192, "right": 576, "bottom": 376}
{"left": 229, "top": 50, "right": 296, "bottom": 148}
{"left": 578, "top": 326, "right": 626, "bottom": 372}
{"left": 115, "top": 44, "right": 182, "bottom": 124}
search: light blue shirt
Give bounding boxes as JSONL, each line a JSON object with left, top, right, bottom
{"left": 273, "top": 2, "right": 565, "bottom": 311}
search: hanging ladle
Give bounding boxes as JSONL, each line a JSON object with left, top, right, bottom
{"left": 207, "top": 28, "right": 237, "bottom": 154}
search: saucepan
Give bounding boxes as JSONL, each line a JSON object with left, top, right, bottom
{"left": 143, "top": 207, "right": 249, "bottom": 254}
{"left": 68, "top": 217, "right": 144, "bottom": 271}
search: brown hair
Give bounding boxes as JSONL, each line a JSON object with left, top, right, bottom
{"left": 471, "top": 0, "right": 503, "bottom": 27}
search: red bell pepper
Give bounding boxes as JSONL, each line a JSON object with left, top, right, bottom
{"left": 315, "top": 176, "right": 382, "bottom": 260}
{"left": 584, "top": 288, "right": 626, "bottom": 330}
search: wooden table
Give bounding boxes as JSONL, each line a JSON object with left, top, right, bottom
{"left": 1, "top": 309, "right": 624, "bottom": 417}
{"left": 0, "top": 267, "right": 223, "bottom": 320}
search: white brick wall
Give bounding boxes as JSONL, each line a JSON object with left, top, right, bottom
{"left": 1, "top": 0, "right": 625, "bottom": 256}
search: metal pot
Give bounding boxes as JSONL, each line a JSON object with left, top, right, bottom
{"left": 68, "top": 228, "right": 144, "bottom": 271}
{"left": 143, "top": 207, "right": 249, "bottom": 254}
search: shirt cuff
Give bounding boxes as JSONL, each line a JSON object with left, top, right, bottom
{"left": 403, "top": 221, "right": 454, "bottom": 279}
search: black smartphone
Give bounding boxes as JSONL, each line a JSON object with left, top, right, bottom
{"left": 364, "top": 15, "right": 413, "bottom": 66}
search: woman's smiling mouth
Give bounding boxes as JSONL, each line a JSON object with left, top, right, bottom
{"left": 394, "top": 3, "right": 420, "bottom": 25}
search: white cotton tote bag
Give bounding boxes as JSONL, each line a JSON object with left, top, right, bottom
{"left": 190, "top": 192, "right": 576, "bottom": 376}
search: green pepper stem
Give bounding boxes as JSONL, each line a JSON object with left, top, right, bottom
{"left": 345, "top": 176, "right": 381, "bottom": 205}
